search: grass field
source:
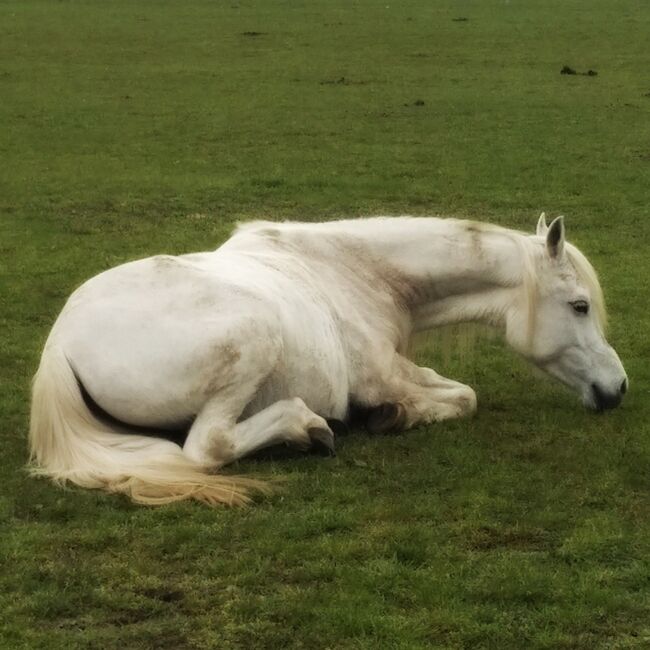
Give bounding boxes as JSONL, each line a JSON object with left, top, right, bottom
{"left": 2, "top": 1, "right": 650, "bottom": 648}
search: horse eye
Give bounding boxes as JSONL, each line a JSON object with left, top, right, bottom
{"left": 570, "top": 300, "right": 590, "bottom": 315}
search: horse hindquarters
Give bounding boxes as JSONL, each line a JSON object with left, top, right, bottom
{"left": 30, "top": 249, "right": 345, "bottom": 505}
{"left": 28, "top": 342, "right": 269, "bottom": 506}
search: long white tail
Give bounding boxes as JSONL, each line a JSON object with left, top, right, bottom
{"left": 28, "top": 343, "right": 269, "bottom": 506}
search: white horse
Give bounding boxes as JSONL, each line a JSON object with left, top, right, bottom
{"left": 29, "top": 214, "right": 628, "bottom": 506}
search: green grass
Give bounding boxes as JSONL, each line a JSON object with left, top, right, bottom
{"left": 2, "top": 1, "right": 650, "bottom": 648}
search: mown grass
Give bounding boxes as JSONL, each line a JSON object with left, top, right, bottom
{"left": 1, "top": 1, "right": 649, "bottom": 648}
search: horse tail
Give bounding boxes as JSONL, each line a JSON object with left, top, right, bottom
{"left": 28, "top": 343, "right": 270, "bottom": 507}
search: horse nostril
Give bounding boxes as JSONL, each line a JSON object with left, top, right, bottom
{"left": 591, "top": 383, "right": 623, "bottom": 411}
{"left": 620, "top": 378, "right": 628, "bottom": 395}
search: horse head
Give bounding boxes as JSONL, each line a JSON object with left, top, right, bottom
{"left": 505, "top": 214, "right": 628, "bottom": 410}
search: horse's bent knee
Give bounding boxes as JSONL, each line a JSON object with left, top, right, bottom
{"left": 183, "top": 433, "right": 232, "bottom": 468}
{"left": 401, "top": 383, "right": 477, "bottom": 425}
{"left": 438, "top": 385, "right": 477, "bottom": 419}
{"left": 458, "top": 386, "right": 478, "bottom": 416}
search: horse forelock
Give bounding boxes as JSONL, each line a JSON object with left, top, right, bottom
{"left": 565, "top": 243, "right": 607, "bottom": 331}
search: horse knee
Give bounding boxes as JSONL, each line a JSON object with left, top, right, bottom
{"left": 406, "top": 384, "right": 477, "bottom": 424}
{"left": 457, "top": 386, "right": 478, "bottom": 416}
{"left": 183, "top": 430, "right": 234, "bottom": 468}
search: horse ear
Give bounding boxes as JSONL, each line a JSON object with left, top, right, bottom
{"left": 546, "top": 216, "right": 565, "bottom": 259}
{"left": 536, "top": 212, "right": 548, "bottom": 236}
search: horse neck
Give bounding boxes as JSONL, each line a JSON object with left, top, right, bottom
{"left": 337, "top": 218, "right": 533, "bottom": 331}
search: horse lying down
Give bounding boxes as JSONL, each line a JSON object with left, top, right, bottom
{"left": 29, "top": 214, "right": 628, "bottom": 506}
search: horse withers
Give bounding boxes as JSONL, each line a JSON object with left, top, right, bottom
{"left": 29, "top": 214, "right": 628, "bottom": 505}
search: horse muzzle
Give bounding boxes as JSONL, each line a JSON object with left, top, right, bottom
{"left": 590, "top": 378, "right": 628, "bottom": 411}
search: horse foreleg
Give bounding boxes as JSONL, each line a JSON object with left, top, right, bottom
{"left": 183, "top": 397, "right": 335, "bottom": 468}
{"left": 361, "top": 354, "right": 477, "bottom": 434}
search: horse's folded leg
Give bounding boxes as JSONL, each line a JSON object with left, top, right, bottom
{"left": 186, "top": 396, "right": 338, "bottom": 466}
{"left": 366, "top": 403, "right": 407, "bottom": 435}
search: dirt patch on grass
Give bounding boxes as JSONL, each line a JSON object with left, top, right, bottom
{"left": 320, "top": 77, "right": 369, "bottom": 86}
{"left": 561, "top": 65, "right": 598, "bottom": 76}
{"left": 139, "top": 587, "right": 184, "bottom": 603}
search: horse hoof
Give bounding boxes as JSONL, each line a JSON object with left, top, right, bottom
{"left": 366, "top": 403, "right": 406, "bottom": 435}
{"left": 308, "top": 427, "right": 336, "bottom": 456}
